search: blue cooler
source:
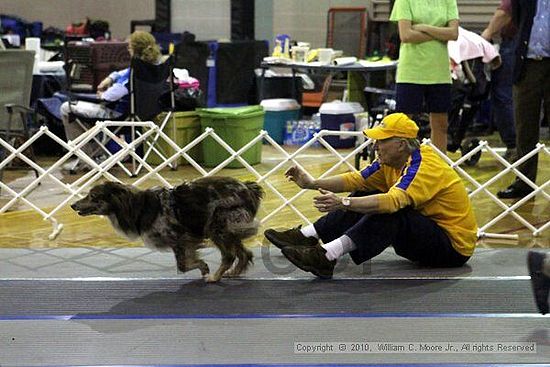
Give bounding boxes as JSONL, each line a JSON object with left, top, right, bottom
{"left": 319, "top": 101, "right": 363, "bottom": 148}
{"left": 260, "top": 98, "right": 301, "bottom": 144}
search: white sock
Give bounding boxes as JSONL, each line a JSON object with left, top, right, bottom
{"left": 322, "top": 235, "right": 356, "bottom": 261}
{"left": 300, "top": 224, "right": 319, "bottom": 239}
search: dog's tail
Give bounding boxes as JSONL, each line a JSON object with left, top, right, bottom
{"left": 244, "top": 181, "right": 264, "bottom": 202}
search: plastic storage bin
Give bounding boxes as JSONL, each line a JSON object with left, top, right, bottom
{"left": 199, "top": 105, "right": 264, "bottom": 168}
{"left": 319, "top": 101, "right": 363, "bottom": 148}
{"left": 146, "top": 111, "right": 202, "bottom": 165}
{"left": 260, "top": 98, "right": 301, "bottom": 144}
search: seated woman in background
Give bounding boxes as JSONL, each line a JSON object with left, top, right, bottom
{"left": 60, "top": 30, "right": 161, "bottom": 171}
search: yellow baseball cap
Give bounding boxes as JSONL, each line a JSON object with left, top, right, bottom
{"left": 364, "top": 113, "right": 419, "bottom": 140}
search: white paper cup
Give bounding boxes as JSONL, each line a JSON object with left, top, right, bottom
{"left": 318, "top": 48, "right": 334, "bottom": 65}
{"left": 291, "top": 46, "right": 309, "bottom": 63}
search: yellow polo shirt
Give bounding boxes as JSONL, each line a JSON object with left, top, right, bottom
{"left": 340, "top": 145, "right": 478, "bottom": 256}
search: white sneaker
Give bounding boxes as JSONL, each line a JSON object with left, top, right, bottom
{"left": 62, "top": 157, "right": 98, "bottom": 173}
{"left": 61, "top": 158, "right": 81, "bottom": 172}
{"left": 92, "top": 154, "right": 108, "bottom": 166}
{"left": 62, "top": 154, "right": 109, "bottom": 173}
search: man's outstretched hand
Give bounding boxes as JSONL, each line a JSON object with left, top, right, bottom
{"left": 285, "top": 165, "right": 315, "bottom": 189}
{"left": 314, "top": 188, "right": 344, "bottom": 212}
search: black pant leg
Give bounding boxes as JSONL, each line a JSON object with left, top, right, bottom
{"left": 312, "top": 190, "right": 381, "bottom": 243}
{"left": 317, "top": 207, "right": 469, "bottom": 268}
{"left": 390, "top": 209, "right": 469, "bottom": 267}
{"left": 345, "top": 212, "right": 402, "bottom": 265}
{"left": 313, "top": 209, "right": 365, "bottom": 244}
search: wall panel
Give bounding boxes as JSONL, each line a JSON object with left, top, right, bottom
{"left": 0, "top": 0, "right": 154, "bottom": 39}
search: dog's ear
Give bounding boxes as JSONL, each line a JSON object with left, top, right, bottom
{"left": 108, "top": 185, "right": 139, "bottom": 233}
{"left": 108, "top": 186, "right": 160, "bottom": 235}
{"left": 102, "top": 181, "right": 127, "bottom": 195}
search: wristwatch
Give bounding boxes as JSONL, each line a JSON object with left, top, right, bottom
{"left": 341, "top": 197, "right": 351, "bottom": 208}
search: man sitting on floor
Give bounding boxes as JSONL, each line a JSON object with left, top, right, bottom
{"left": 265, "top": 113, "right": 478, "bottom": 279}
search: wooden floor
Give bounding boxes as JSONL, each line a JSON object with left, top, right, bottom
{"left": 0, "top": 139, "right": 548, "bottom": 250}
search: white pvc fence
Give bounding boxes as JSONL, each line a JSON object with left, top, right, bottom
{"left": 0, "top": 120, "right": 548, "bottom": 241}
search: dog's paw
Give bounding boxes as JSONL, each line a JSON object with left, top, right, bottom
{"left": 223, "top": 269, "right": 241, "bottom": 278}
{"left": 205, "top": 274, "right": 221, "bottom": 283}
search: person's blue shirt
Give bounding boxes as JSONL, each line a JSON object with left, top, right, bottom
{"left": 102, "top": 68, "right": 130, "bottom": 116}
{"left": 527, "top": 0, "right": 550, "bottom": 59}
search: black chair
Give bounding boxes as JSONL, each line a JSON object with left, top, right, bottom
{"left": 129, "top": 56, "right": 172, "bottom": 122}
{"left": 65, "top": 55, "right": 175, "bottom": 176}
{"left": 0, "top": 50, "right": 39, "bottom": 183}
{"left": 63, "top": 92, "right": 127, "bottom": 174}
{"left": 129, "top": 56, "right": 175, "bottom": 174}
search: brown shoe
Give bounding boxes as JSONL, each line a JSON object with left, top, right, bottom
{"left": 282, "top": 244, "right": 336, "bottom": 279}
{"left": 264, "top": 226, "right": 318, "bottom": 249}
{"left": 527, "top": 251, "right": 550, "bottom": 315}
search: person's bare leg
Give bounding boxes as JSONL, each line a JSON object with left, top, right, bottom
{"left": 430, "top": 112, "right": 448, "bottom": 153}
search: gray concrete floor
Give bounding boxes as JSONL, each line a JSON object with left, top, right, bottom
{"left": 1, "top": 246, "right": 549, "bottom": 366}
{"left": 0, "top": 246, "right": 535, "bottom": 280}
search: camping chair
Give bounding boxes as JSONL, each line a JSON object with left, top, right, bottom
{"left": 65, "top": 55, "right": 175, "bottom": 176}
{"left": 62, "top": 43, "right": 132, "bottom": 174}
{"left": 0, "top": 50, "right": 39, "bottom": 183}
{"left": 128, "top": 55, "right": 175, "bottom": 175}
{"left": 63, "top": 91, "right": 132, "bottom": 175}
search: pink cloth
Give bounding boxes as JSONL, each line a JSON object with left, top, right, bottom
{"left": 177, "top": 78, "right": 200, "bottom": 90}
{"left": 448, "top": 27, "right": 500, "bottom": 64}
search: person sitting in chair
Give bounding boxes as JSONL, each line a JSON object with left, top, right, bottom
{"left": 265, "top": 113, "right": 478, "bottom": 279}
{"left": 60, "top": 31, "right": 161, "bottom": 171}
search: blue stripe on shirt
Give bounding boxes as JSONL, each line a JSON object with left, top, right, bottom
{"left": 396, "top": 148, "right": 421, "bottom": 190}
{"left": 360, "top": 161, "right": 381, "bottom": 179}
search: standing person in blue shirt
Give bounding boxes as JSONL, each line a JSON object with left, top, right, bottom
{"left": 481, "top": 0, "right": 518, "bottom": 163}
{"left": 497, "top": 0, "right": 550, "bottom": 199}
{"left": 390, "top": 0, "right": 459, "bottom": 153}
{"left": 60, "top": 31, "right": 161, "bottom": 171}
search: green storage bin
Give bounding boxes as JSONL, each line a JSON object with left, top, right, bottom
{"left": 199, "top": 106, "right": 264, "bottom": 168}
{"left": 146, "top": 111, "right": 202, "bottom": 166}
